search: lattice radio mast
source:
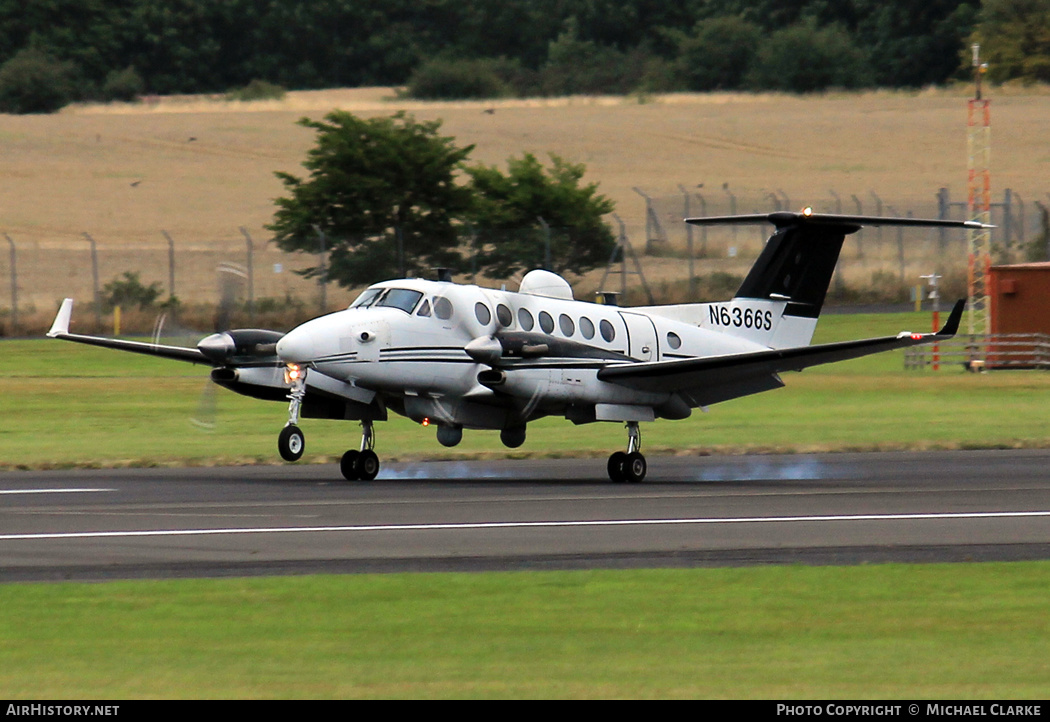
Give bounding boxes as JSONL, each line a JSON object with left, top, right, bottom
{"left": 967, "top": 44, "right": 992, "bottom": 341}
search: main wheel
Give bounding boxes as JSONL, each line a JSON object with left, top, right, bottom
{"left": 278, "top": 425, "right": 305, "bottom": 462}
{"left": 340, "top": 450, "right": 360, "bottom": 481}
{"left": 354, "top": 449, "right": 380, "bottom": 481}
{"left": 623, "top": 451, "right": 647, "bottom": 483}
{"left": 607, "top": 451, "right": 627, "bottom": 483}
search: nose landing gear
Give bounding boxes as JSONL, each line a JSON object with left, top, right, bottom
{"left": 607, "top": 421, "right": 646, "bottom": 483}
{"left": 278, "top": 364, "right": 308, "bottom": 462}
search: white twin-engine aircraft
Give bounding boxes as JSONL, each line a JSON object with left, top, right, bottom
{"left": 49, "top": 210, "right": 980, "bottom": 482}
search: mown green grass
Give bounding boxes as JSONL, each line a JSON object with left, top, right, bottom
{"left": 3, "top": 313, "right": 1049, "bottom": 699}
{"left": 0, "top": 564, "right": 1047, "bottom": 699}
{"left": 4, "top": 312, "right": 1049, "bottom": 469}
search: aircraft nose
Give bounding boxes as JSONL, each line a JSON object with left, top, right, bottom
{"left": 276, "top": 327, "right": 317, "bottom": 364}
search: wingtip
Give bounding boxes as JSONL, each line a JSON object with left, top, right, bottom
{"left": 47, "top": 298, "right": 73, "bottom": 337}
{"left": 936, "top": 299, "right": 966, "bottom": 337}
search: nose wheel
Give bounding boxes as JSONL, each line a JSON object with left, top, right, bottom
{"left": 340, "top": 420, "right": 380, "bottom": 481}
{"left": 278, "top": 424, "right": 305, "bottom": 461}
{"left": 607, "top": 422, "right": 646, "bottom": 483}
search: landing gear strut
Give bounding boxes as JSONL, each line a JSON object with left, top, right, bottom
{"left": 278, "top": 364, "right": 307, "bottom": 462}
{"left": 340, "top": 420, "right": 380, "bottom": 481}
{"left": 607, "top": 422, "right": 646, "bottom": 483}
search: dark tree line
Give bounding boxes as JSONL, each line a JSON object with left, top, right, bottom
{"left": 3, "top": 1, "right": 1046, "bottom": 113}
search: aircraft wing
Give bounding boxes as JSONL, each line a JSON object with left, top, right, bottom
{"left": 597, "top": 299, "right": 964, "bottom": 407}
{"left": 48, "top": 299, "right": 209, "bottom": 363}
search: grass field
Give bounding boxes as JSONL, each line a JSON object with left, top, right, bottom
{"left": 1, "top": 564, "right": 1047, "bottom": 698}
{"left": 4, "top": 313, "right": 1050, "bottom": 698}
{"left": 4, "top": 312, "right": 1050, "bottom": 470}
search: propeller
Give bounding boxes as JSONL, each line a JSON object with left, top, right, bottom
{"left": 181, "top": 262, "right": 285, "bottom": 429}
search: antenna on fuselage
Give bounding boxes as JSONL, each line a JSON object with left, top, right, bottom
{"left": 433, "top": 268, "right": 454, "bottom": 283}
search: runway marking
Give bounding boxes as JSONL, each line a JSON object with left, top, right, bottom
{"left": 0, "top": 488, "right": 113, "bottom": 496}
{"left": 1, "top": 510, "right": 1049, "bottom": 541}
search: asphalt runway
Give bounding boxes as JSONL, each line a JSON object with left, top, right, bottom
{"left": 2, "top": 449, "right": 1050, "bottom": 582}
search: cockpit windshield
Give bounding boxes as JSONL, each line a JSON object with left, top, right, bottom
{"left": 375, "top": 288, "right": 424, "bottom": 313}
{"left": 349, "top": 288, "right": 383, "bottom": 309}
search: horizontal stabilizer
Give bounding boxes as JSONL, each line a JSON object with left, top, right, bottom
{"left": 686, "top": 211, "right": 994, "bottom": 231}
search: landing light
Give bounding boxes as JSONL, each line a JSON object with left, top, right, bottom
{"left": 284, "top": 363, "right": 303, "bottom": 383}
{"left": 421, "top": 417, "right": 430, "bottom": 427}
{"left": 802, "top": 206, "right": 813, "bottom": 217}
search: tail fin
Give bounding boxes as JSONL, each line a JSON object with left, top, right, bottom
{"left": 686, "top": 211, "right": 990, "bottom": 348}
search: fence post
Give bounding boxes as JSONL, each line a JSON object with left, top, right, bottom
{"left": 161, "top": 230, "right": 176, "bottom": 301}
{"left": 82, "top": 233, "right": 101, "bottom": 332}
{"left": 678, "top": 185, "right": 696, "bottom": 299}
{"left": 633, "top": 187, "right": 665, "bottom": 254}
{"left": 1002, "top": 188, "right": 1013, "bottom": 248}
{"left": 240, "top": 227, "right": 255, "bottom": 323}
{"left": 937, "top": 187, "right": 950, "bottom": 256}
{"left": 3, "top": 233, "right": 16, "bottom": 334}
{"left": 849, "top": 195, "right": 865, "bottom": 260}
{"left": 723, "top": 185, "right": 737, "bottom": 248}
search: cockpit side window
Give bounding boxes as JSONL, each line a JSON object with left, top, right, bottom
{"left": 350, "top": 288, "right": 382, "bottom": 308}
{"left": 376, "top": 288, "right": 423, "bottom": 313}
{"left": 416, "top": 299, "right": 432, "bottom": 317}
{"left": 434, "top": 296, "right": 454, "bottom": 320}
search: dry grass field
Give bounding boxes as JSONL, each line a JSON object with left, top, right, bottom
{"left": 1, "top": 85, "right": 1048, "bottom": 328}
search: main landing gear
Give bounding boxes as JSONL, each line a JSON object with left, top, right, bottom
{"left": 275, "top": 363, "right": 381, "bottom": 481}
{"left": 340, "top": 420, "right": 380, "bottom": 481}
{"left": 607, "top": 421, "right": 646, "bottom": 483}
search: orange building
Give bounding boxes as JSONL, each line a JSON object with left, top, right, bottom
{"left": 988, "top": 263, "right": 1050, "bottom": 367}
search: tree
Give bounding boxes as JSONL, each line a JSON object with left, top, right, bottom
{"left": 675, "top": 16, "right": 761, "bottom": 91}
{"left": 101, "top": 271, "right": 162, "bottom": 311}
{"left": 465, "top": 153, "right": 616, "bottom": 279}
{"left": 969, "top": 0, "right": 1050, "bottom": 84}
{"left": 0, "top": 48, "right": 77, "bottom": 113}
{"left": 268, "top": 111, "right": 475, "bottom": 287}
{"left": 745, "top": 20, "right": 873, "bottom": 92}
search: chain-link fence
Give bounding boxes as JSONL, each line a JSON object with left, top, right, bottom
{"left": 629, "top": 185, "right": 1047, "bottom": 305}
{"left": 2, "top": 185, "right": 1047, "bottom": 335}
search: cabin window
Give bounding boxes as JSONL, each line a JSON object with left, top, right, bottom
{"left": 667, "top": 331, "right": 682, "bottom": 349}
{"left": 539, "top": 311, "right": 555, "bottom": 334}
{"left": 559, "top": 314, "right": 575, "bottom": 337}
{"left": 518, "top": 307, "right": 535, "bottom": 331}
{"left": 434, "top": 296, "right": 454, "bottom": 320}
{"left": 416, "top": 299, "right": 431, "bottom": 317}
{"left": 496, "top": 304, "right": 513, "bottom": 328}
{"left": 350, "top": 288, "right": 382, "bottom": 308}
{"left": 376, "top": 288, "right": 423, "bottom": 313}
{"left": 580, "top": 317, "right": 595, "bottom": 339}
{"left": 600, "top": 319, "right": 615, "bottom": 342}
{"left": 475, "top": 302, "right": 492, "bottom": 325}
